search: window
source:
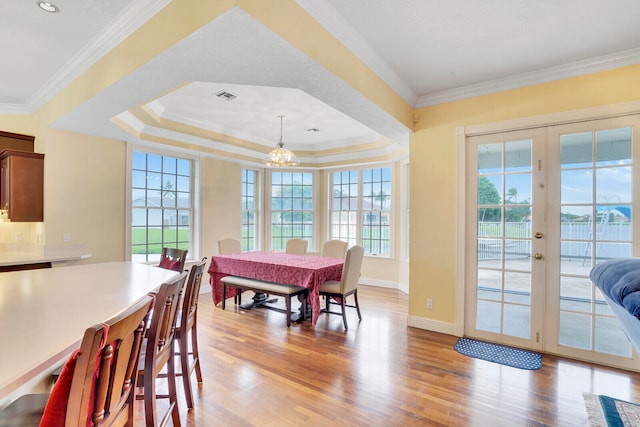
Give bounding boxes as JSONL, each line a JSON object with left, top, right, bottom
{"left": 330, "top": 170, "right": 358, "bottom": 247}
{"left": 131, "top": 151, "right": 192, "bottom": 262}
{"left": 242, "top": 169, "right": 258, "bottom": 251}
{"left": 362, "top": 167, "right": 391, "bottom": 255}
{"left": 330, "top": 166, "right": 392, "bottom": 256}
{"left": 270, "top": 171, "right": 314, "bottom": 251}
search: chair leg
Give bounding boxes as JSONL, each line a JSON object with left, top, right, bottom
{"left": 144, "top": 368, "right": 158, "bottom": 427}
{"left": 191, "top": 321, "right": 203, "bottom": 383}
{"left": 353, "top": 289, "right": 362, "bottom": 321}
{"left": 285, "top": 295, "right": 291, "bottom": 327}
{"left": 168, "top": 354, "right": 181, "bottom": 426}
{"left": 341, "top": 297, "right": 348, "bottom": 330}
{"left": 179, "top": 331, "right": 194, "bottom": 409}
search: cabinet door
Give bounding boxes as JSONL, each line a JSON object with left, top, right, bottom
{"left": 0, "top": 157, "right": 7, "bottom": 213}
{"left": 0, "top": 150, "right": 44, "bottom": 222}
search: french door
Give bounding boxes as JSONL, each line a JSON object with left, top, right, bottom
{"left": 465, "top": 128, "right": 546, "bottom": 351}
{"left": 465, "top": 116, "right": 640, "bottom": 369}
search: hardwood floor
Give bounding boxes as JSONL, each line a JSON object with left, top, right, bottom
{"left": 142, "top": 285, "right": 640, "bottom": 426}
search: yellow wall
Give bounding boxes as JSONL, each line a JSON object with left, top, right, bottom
{"left": 409, "top": 64, "right": 640, "bottom": 329}
{"left": 201, "top": 157, "right": 243, "bottom": 259}
{"left": 44, "top": 129, "right": 126, "bottom": 263}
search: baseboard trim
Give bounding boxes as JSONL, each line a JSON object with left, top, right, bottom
{"left": 407, "top": 315, "right": 463, "bottom": 337}
{"left": 360, "top": 277, "right": 407, "bottom": 293}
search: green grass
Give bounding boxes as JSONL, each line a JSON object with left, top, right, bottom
{"left": 131, "top": 227, "right": 190, "bottom": 255}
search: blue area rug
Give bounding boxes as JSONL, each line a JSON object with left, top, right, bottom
{"left": 584, "top": 393, "right": 640, "bottom": 427}
{"left": 454, "top": 337, "right": 542, "bottom": 370}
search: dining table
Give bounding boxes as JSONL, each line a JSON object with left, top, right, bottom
{"left": 0, "top": 261, "right": 178, "bottom": 406}
{"left": 208, "top": 251, "right": 344, "bottom": 325}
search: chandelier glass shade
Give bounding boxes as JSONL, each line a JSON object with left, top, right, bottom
{"left": 264, "top": 116, "right": 298, "bottom": 168}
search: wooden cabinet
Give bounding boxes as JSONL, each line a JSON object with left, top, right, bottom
{"left": 0, "top": 131, "right": 34, "bottom": 152}
{"left": 0, "top": 262, "right": 51, "bottom": 272}
{"left": 0, "top": 150, "right": 44, "bottom": 222}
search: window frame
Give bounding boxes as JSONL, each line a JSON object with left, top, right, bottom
{"left": 241, "top": 167, "right": 261, "bottom": 252}
{"left": 126, "top": 143, "right": 200, "bottom": 263}
{"left": 327, "top": 164, "right": 394, "bottom": 258}
{"left": 265, "top": 169, "right": 319, "bottom": 252}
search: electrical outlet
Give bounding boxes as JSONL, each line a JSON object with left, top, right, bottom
{"left": 63, "top": 232, "right": 71, "bottom": 242}
{"left": 426, "top": 299, "right": 433, "bottom": 309}
{"left": 15, "top": 232, "right": 22, "bottom": 241}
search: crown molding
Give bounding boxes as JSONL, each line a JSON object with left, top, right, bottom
{"left": 0, "top": 103, "right": 30, "bottom": 114}
{"left": 417, "top": 47, "right": 640, "bottom": 108}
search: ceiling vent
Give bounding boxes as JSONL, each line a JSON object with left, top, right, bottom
{"left": 214, "top": 90, "right": 237, "bottom": 101}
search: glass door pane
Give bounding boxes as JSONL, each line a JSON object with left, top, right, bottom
{"left": 476, "top": 139, "right": 534, "bottom": 340}
{"left": 558, "top": 127, "right": 633, "bottom": 357}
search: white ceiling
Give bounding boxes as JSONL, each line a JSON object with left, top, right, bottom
{"left": 3, "top": 0, "right": 640, "bottom": 165}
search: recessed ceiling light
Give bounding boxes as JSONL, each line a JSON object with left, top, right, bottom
{"left": 37, "top": 2, "right": 59, "bottom": 13}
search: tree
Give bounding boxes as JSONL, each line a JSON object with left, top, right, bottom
{"left": 478, "top": 176, "right": 501, "bottom": 222}
{"left": 505, "top": 200, "right": 531, "bottom": 222}
{"left": 370, "top": 190, "right": 390, "bottom": 210}
{"left": 161, "top": 180, "right": 175, "bottom": 199}
{"left": 160, "top": 180, "right": 176, "bottom": 208}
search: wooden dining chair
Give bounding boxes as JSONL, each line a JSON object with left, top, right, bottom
{"left": 318, "top": 245, "right": 365, "bottom": 329}
{"left": 0, "top": 294, "right": 154, "bottom": 427}
{"left": 322, "top": 240, "right": 348, "bottom": 259}
{"left": 163, "top": 257, "right": 207, "bottom": 409}
{"left": 136, "top": 271, "right": 188, "bottom": 427}
{"left": 285, "top": 238, "right": 308, "bottom": 255}
{"left": 218, "top": 238, "right": 241, "bottom": 254}
{"left": 158, "top": 247, "right": 188, "bottom": 272}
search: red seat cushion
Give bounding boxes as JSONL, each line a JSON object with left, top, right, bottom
{"left": 40, "top": 326, "right": 111, "bottom": 427}
{"left": 40, "top": 350, "right": 78, "bottom": 427}
{"left": 159, "top": 257, "right": 181, "bottom": 271}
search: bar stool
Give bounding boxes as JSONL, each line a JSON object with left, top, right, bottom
{"left": 159, "top": 257, "right": 207, "bottom": 409}
{"left": 136, "top": 271, "right": 188, "bottom": 427}
{"left": 0, "top": 295, "right": 154, "bottom": 426}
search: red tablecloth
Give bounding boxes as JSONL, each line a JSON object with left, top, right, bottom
{"left": 208, "top": 252, "right": 344, "bottom": 325}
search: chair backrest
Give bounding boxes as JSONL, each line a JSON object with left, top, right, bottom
{"left": 63, "top": 295, "right": 154, "bottom": 426}
{"left": 285, "top": 238, "right": 308, "bottom": 255}
{"left": 339, "top": 245, "right": 364, "bottom": 294}
{"left": 144, "top": 271, "right": 189, "bottom": 374}
{"left": 180, "top": 257, "right": 208, "bottom": 331}
{"left": 218, "top": 238, "right": 241, "bottom": 255}
{"left": 322, "top": 240, "right": 348, "bottom": 259}
{"left": 159, "top": 247, "right": 188, "bottom": 272}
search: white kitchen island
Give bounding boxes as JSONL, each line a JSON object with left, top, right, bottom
{"left": 0, "top": 262, "right": 178, "bottom": 407}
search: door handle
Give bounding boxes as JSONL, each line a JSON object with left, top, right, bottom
{"left": 534, "top": 232, "right": 544, "bottom": 239}
{"left": 533, "top": 252, "right": 544, "bottom": 260}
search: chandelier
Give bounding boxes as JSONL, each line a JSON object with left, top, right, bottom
{"left": 264, "top": 115, "right": 298, "bottom": 168}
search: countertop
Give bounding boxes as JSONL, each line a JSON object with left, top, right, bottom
{"left": 0, "top": 251, "right": 91, "bottom": 266}
{"left": 0, "top": 262, "right": 177, "bottom": 403}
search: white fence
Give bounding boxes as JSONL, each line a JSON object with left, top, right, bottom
{"left": 478, "top": 222, "right": 632, "bottom": 261}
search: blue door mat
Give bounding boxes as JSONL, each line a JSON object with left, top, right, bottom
{"left": 454, "top": 337, "right": 542, "bottom": 370}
